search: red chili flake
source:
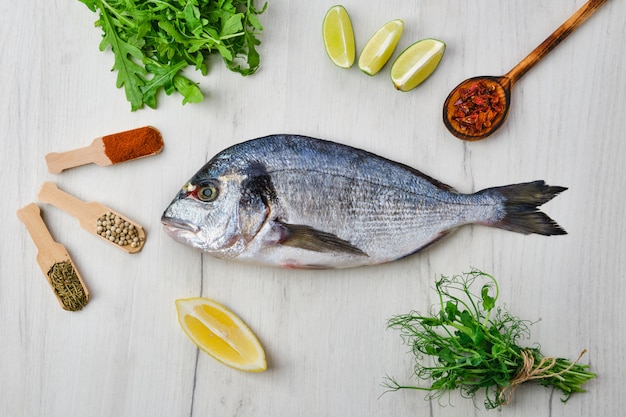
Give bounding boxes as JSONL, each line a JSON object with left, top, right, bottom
{"left": 452, "top": 80, "right": 503, "bottom": 134}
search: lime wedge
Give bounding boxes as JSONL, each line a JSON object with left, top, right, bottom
{"left": 322, "top": 5, "right": 356, "bottom": 69}
{"left": 358, "top": 19, "right": 404, "bottom": 76}
{"left": 390, "top": 39, "right": 446, "bottom": 91}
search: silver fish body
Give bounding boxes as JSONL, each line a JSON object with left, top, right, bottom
{"left": 162, "top": 135, "right": 566, "bottom": 269}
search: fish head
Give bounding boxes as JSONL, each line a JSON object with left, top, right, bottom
{"left": 161, "top": 159, "right": 270, "bottom": 258}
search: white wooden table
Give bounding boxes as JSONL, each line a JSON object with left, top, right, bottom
{"left": 2, "top": 1, "right": 624, "bottom": 416}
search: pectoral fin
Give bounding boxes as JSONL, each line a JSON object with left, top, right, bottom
{"left": 278, "top": 223, "right": 368, "bottom": 256}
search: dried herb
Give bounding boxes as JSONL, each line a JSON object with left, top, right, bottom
{"left": 48, "top": 261, "right": 89, "bottom": 311}
{"left": 452, "top": 80, "right": 503, "bottom": 134}
{"left": 385, "top": 270, "right": 595, "bottom": 409}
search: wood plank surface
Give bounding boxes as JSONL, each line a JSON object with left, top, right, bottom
{"left": 1, "top": 1, "right": 624, "bottom": 416}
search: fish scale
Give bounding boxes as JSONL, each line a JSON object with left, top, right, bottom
{"left": 162, "top": 135, "right": 566, "bottom": 269}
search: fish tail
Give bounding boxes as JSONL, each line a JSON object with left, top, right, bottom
{"left": 480, "top": 180, "right": 567, "bottom": 236}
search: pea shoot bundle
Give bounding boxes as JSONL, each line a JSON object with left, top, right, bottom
{"left": 78, "top": 0, "right": 266, "bottom": 110}
{"left": 385, "top": 270, "right": 595, "bottom": 409}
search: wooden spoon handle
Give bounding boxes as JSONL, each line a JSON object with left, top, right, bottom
{"left": 17, "top": 203, "right": 59, "bottom": 256}
{"left": 45, "top": 138, "right": 109, "bottom": 174}
{"left": 505, "top": 0, "right": 608, "bottom": 84}
{"left": 37, "top": 182, "right": 98, "bottom": 220}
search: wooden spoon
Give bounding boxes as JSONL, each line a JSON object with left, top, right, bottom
{"left": 45, "top": 126, "right": 163, "bottom": 174}
{"left": 17, "top": 203, "right": 90, "bottom": 311}
{"left": 443, "top": 0, "right": 608, "bottom": 141}
{"left": 37, "top": 182, "right": 146, "bottom": 254}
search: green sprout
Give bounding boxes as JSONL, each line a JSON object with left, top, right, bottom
{"left": 385, "top": 270, "right": 595, "bottom": 410}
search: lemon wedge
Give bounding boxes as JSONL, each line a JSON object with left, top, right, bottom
{"left": 358, "top": 19, "right": 404, "bottom": 76}
{"left": 390, "top": 38, "right": 446, "bottom": 91}
{"left": 175, "top": 297, "right": 267, "bottom": 372}
{"left": 322, "top": 5, "right": 356, "bottom": 68}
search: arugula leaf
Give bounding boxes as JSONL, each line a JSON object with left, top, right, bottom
{"left": 78, "top": 0, "right": 266, "bottom": 111}
{"left": 173, "top": 75, "right": 204, "bottom": 105}
{"left": 93, "top": 2, "right": 147, "bottom": 111}
{"left": 221, "top": 13, "right": 244, "bottom": 38}
{"left": 141, "top": 60, "right": 185, "bottom": 109}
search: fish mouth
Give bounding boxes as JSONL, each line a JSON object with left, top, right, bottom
{"left": 161, "top": 216, "right": 200, "bottom": 234}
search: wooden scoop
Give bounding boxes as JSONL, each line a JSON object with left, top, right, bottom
{"left": 37, "top": 182, "right": 146, "bottom": 254}
{"left": 17, "top": 203, "right": 90, "bottom": 311}
{"left": 443, "top": 0, "right": 608, "bottom": 141}
{"left": 45, "top": 126, "right": 163, "bottom": 174}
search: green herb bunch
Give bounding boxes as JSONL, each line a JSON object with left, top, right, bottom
{"left": 79, "top": 0, "right": 267, "bottom": 110}
{"left": 385, "top": 270, "right": 595, "bottom": 409}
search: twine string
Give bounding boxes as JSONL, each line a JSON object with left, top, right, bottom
{"left": 498, "top": 349, "right": 587, "bottom": 405}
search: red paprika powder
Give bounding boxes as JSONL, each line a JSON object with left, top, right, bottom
{"left": 102, "top": 126, "right": 163, "bottom": 164}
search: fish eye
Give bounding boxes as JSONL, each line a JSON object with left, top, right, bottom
{"left": 197, "top": 183, "right": 219, "bottom": 202}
